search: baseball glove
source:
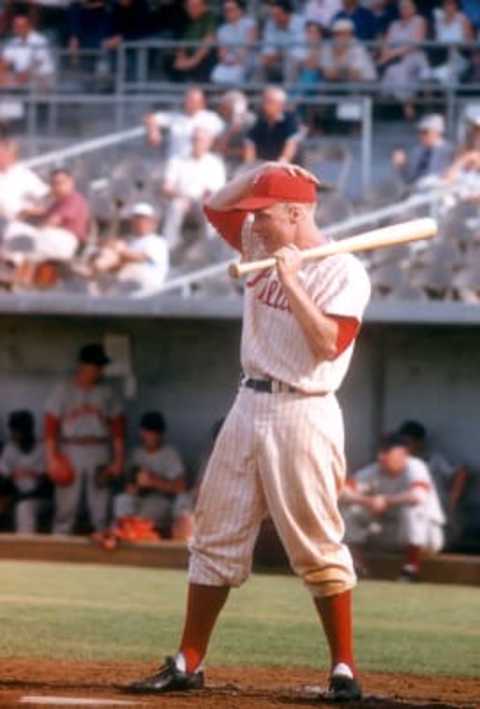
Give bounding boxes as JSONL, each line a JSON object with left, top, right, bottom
{"left": 48, "top": 453, "right": 75, "bottom": 487}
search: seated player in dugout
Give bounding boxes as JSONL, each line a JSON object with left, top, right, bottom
{"left": 0, "top": 410, "right": 47, "bottom": 533}
{"left": 340, "top": 433, "right": 445, "bottom": 582}
{"left": 113, "top": 411, "right": 193, "bottom": 541}
{"left": 126, "top": 162, "right": 371, "bottom": 702}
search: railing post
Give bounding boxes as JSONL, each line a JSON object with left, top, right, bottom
{"left": 361, "top": 96, "right": 372, "bottom": 195}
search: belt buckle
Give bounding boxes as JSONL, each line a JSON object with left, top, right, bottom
{"left": 271, "top": 380, "right": 281, "bottom": 394}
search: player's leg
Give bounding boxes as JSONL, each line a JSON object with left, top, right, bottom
{"left": 397, "top": 506, "right": 444, "bottom": 581}
{"left": 85, "top": 461, "right": 110, "bottom": 532}
{"left": 127, "top": 390, "right": 267, "bottom": 694}
{"left": 258, "top": 394, "right": 361, "bottom": 700}
{"left": 52, "top": 468, "right": 82, "bottom": 534}
{"left": 15, "top": 499, "right": 37, "bottom": 534}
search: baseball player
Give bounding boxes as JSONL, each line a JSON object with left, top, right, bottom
{"left": 127, "top": 163, "right": 371, "bottom": 701}
{"left": 45, "top": 343, "right": 125, "bottom": 534}
{"left": 114, "top": 411, "right": 192, "bottom": 539}
{"left": 341, "top": 433, "right": 445, "bottom": 582}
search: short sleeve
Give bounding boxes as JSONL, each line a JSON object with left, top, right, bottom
{"left": 405, "top": 458, "right": 432, "bottom": 488}
{"left": 203, "top": 205, "right": 247, "bottom": 252}
{"left": 0, "top": 444, "right": 16, "bottom": 477}
{"left": 143, "top": 236, "right": 168, "bottom": 267}
{"left": 25, "top": 167, "right": 49, "bottom": 201}
{"left": 163, "top": 446, "right": 185, "bottom": 478}
{"left": 45, "top": 383, "right": 66, "bottom": 417}
{"left": 319, "top": 255, "right": 371, "bottom": 324}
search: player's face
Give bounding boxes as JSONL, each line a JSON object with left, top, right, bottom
{"left": 140, "top": 429, "right": 162, "bottom": 450}
{"left": 77, "top": 363, "right": 103, "bottom": 387}
{"left": 252, "top": 203, "right": 295, "bottom": 252}
{"left": 378, "top": 446, "right": 408, "bottom": 476}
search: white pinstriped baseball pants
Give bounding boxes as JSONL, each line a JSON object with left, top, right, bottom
{"left": 189, "top": 387, "right": 356, "bottom": 597}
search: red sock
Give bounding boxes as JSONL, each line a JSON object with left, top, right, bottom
{"left": 315, "top": 590, "right": 355, "bottom": 674}
{"left": 179, "top": 583, "right": 230, "bottom": 673}
{"left": 406, "top": 545, "right": 422, "bottom": 571}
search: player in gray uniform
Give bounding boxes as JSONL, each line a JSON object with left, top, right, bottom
{"left": 45, "top": 343, "right": 125, "bottom": 534}
{"left": 341, "top": 433, "right": 445, "bottom": 581}
{"left": 0, "top": 410, "right": 44, "bottom": 533}
{"left": 114, "top": 411, "right": 191, "bottom": 538}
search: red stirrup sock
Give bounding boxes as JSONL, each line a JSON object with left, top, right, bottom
{"left": 405, "top": 544, "right": 422, "bottom": 572}
{"left": 315, "top": 590, "right": 356, "bottom": 675}
{"left": 179, "top": 583, "right": 230, "bottom": 673}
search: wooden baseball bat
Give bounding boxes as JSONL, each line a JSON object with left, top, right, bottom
{"left": 228, "top": 217, "right": 437, "bottom": 279}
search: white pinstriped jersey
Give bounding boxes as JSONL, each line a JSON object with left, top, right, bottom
{"left": 240, "top": 218, "right": 371, "bottom": 394}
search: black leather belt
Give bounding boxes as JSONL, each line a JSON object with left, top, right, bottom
{"left": 243, "top": 377, "right": 298, "bottom": 394}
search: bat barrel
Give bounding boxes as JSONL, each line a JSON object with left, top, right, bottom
{"left": 228, "top": 217, "right": 437, "bottom": 279}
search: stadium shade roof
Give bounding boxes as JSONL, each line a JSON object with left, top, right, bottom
{"left": 0, "top": 292, "right": 479, "bottom": 326}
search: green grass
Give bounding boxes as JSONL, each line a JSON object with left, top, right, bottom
{"left": 0, "top": 561, "right": 478, "bottom": 677}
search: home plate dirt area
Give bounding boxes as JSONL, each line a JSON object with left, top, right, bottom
{"left": 0, "top": 661, "right": 478, "bottom": 708}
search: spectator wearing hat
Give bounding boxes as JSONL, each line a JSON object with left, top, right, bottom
{"left": 211, "top": 0, "right": 257, "bottom": 85}
{"left": 391, "top": 114, "right": 454, "bottom": 185}
{"left": 244, "top": 86, "right": 303, "bottom": 164}
{"left": 258, "top": 0, "right": 306, "bottom": 83}
{"left": 0, "top": 410, "right": 45, "bottom": 533}
{"left": 340, "top": 433, "right": 445, "bottom": 581}
{"left": 145, "top": 87, "right": 224, "bottom": 160}
{"left": 161, "top": 127, "right": 226, "bottom": 251}
{"left": 91, "top": 202, "right": 169, "bottom": 296}
{"left": 321, "top": 18, "right": 377, "bottom": 82}
{"left": 45, "top": 343, "right": 125, "bottom": 535}
{"left": 332, "top": 0, "right": 377, "bottom": 41}
{"left": 114, "top": 412, "right": 192, "bottom": 540}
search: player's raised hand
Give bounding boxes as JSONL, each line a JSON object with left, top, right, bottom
{"left": 274, "top": 245, "right": 303, "bottom": 285}
{"left": 254, "top": 162, "right": 321, "bottom": 187}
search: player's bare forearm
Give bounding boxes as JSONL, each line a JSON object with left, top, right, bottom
{"left": 205, "top": 164, "right": 268, "bottom": 211}
{"left": 278, "top": 262, "right": 338, "bottom": 361}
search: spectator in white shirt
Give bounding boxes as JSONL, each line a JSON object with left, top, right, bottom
{"left": 0, "top": 137, "right": 49, "bottom": 222}
{"left": 258, "top": 0, "right": 305, "bottom": 83}
{"left": 161, "top": 127, "right": 226, "bottom": 250}
{"left": 145, "top": 87, "right": 224, "bottom": 159}
{"left": 92, "top": 202, "right": 169, "bottom": 296}
{"left": 211, "top": 0, "right": 257, "bottom": 85}
{"left": 0, "top": 14, "right": 55, "bottom": 88}
{"left": 304, "top": 0, "right": 342, "bottom": 28}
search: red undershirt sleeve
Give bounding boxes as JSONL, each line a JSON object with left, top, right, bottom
{"left": 330, "top": 315, "right": 361, "bottom": 358}
{"left": 45, "top": 414, "right": 60, "bottom": 439}
{"left": 204, "top": 204, "right": 247, "bottom": 253}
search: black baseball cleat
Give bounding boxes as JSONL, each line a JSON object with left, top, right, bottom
{"left": 125, "top": 656, "right": 204, "bottom": 694}
{"left": 327, "top": 673, "right": 363, "bottom": 702}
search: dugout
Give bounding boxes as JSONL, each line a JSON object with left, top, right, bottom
{"left": 0, "top": 293, "right": 479, "bottom": 477}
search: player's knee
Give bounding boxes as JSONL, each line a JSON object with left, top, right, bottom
{"left": 302, "top": 564, "right": 357, "bottom": 598}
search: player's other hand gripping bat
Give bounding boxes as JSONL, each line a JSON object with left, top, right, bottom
{"left": 228, "top": 217, "right": 437, "bottom": 279}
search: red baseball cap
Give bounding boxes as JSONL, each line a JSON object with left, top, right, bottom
{"left": 231, "top": 168, "right": 317, "bottom": 211}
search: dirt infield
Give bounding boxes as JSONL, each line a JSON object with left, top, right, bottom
{"left": 0, "top": 660, "right": 478, "bottom": 708}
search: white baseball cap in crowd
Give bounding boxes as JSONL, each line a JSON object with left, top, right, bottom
{"left": 417, "top": 114, "right": 445, "bottom": 134}
{"left": 467, "top": 109, "right": 480, "bottom": 127}
{"left": 332, "top": 18, "right": 355, "bottom": 33}
{"left": 131, "top": 202, "right": 156, "bottom": 217}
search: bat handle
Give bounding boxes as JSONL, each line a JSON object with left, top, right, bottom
{"left": 228, "top": 258, "right": 276, "bottom": 279}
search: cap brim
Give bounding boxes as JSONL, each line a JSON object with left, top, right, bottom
{"left": 230, "top": 196, "right": 280, "bottom": 211}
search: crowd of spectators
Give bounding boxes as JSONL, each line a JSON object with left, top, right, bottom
{"left": 0, "top": 2, "right": 479, "bottom": 106}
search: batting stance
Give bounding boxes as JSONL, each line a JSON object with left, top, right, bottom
{"left": 127, "top": 163, "right": 371, "bottom": 701}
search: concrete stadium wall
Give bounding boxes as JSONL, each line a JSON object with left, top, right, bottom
{"left": 0, "top": 314, "right": 477, "bottom": 476}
